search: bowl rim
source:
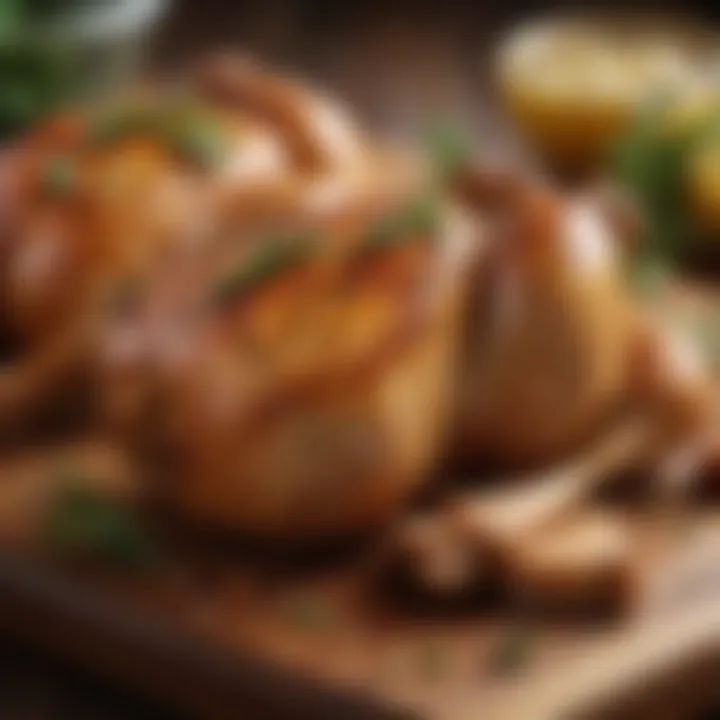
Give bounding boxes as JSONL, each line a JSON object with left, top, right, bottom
{"left": 32, "top": 0, "right": 170, "bottom": 44}
{"left": 496, "top": 10, "right": 720, "bottom": 81}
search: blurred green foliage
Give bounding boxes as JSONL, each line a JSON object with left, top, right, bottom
{"left": 3, "top": 1, "right": 111, "bottom": 25}
{"left": 44, "top": 481, "right": 159, "bottom": 570}
{"left": 0, "top": 0, "right": 126, "bottom": 142}
{"left": 0, "top": 43, "right": 71, "bottom": 140}
{"left": 610, "top": 96, "right": 720, "bottom": 266}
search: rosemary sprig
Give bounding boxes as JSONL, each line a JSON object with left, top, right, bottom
{"left": 363, "top": 193, "right": 442, "bottom": 251}
{"left": 43, "top": 475, "right": 159, "bottom": 570}
{"left": 424, "top": 118, "right": 473, "bottom": 182}
{"left": 39, "top": 154, "right": 76, "bottom": 198}
{"left": 212, "top": 232, "right": 317, "bottom": 307}
{"left": 88, "top": 96, "right": 227, "bottom": 170}
{"left": 486, "top": 623, "right": 535, "bottom": 676}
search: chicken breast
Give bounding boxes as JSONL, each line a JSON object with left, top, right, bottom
{"left": 0, "top": 57, "right": 369, "bottom": 432}
{"left": 95, "top": 164, "right": 479, "bottom": 537}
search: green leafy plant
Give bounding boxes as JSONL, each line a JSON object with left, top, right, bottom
{"left": 609, "top": 94, "right": 720, "bottom": 278}
{"left": 0, "top": 42, "right": 71, "bottom": 140}
{"left": 0, "top": 0, "right": 155, "bottom": 141}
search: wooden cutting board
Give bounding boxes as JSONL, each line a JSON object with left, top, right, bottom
{"left": 0, "top": 452, "right": 718, "bottom": 720}
{"left": 0, "top": 267, "right": 718, "bottom": 720}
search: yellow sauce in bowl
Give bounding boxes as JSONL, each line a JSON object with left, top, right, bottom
{"left": 496, "top": 15, "right": 717, "bottom": 173}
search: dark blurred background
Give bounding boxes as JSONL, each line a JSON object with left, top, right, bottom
{"left": 0, "top": 0, "right": 718, "bottom": 717}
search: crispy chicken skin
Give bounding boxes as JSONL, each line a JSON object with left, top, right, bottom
{"left": 0, "top": 55, "right": 708, "bottom": 541}
{"left": 96, "top": 169, "right": 478, "bottom": 536}
{"left": 455, "top": 176, "right": 633, "bottom": 466}
{"left": 0, "top": 57, "right": 369, "bottom": 431}
{"left": 0, "top": 54, "right": 483, "bottom": 536}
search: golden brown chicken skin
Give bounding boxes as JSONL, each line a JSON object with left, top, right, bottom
{"left": 455, "top": 173, "right": 633, "bottom": 467}
{"left": 0, "top": 57, "right": 370, "bottom": 433}
{"left": 95, "top": 167, "right": 478, "bottom": 538}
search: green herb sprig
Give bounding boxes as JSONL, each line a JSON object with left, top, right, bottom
{"left": 424, "top": 119, "right": 473, "bottom": 183}
{"left": 43, "top": 479, "right": 159, "bottom": 570}
{"left": 417, "top": 639, "right": 447, "bottom": 681}
{"left": 363, "top": 193, "right": 442, "bottom": 251}
{"left": 0, "top": 43, "right": 71, "bottom": 140}
{"left": 212, "top": 232, "right": 318, "bottom": 307}
{"left": 487, "top": 624, "right": 534, "bottom": 676}
{"left": 87, "top": 104, "right": 158, "bottom": 146}
{"left": 286, "top": 593, "right": 333, "bottom": 632}
{"left": 87, "top": 97, "right": 227, "bottom": 171}
{"left": 165, "top": 111, "right": 227, "bottom": 170}
{"left": 40, "top": 154, "right": 76, "bottom": 198}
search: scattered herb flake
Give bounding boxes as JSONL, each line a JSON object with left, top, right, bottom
{"left": 363, "top": 194, "right": 441, "bottom": 251}
{"left": 165, "top": 112, "right": 226, "bottom": 170}
{"left": 627, "top": 256, "right": 672, "bottom": 299}
{"left": 487, "top": 624, "right": 534, "bottom": 676}
{"left": 43, "top": 479, "right": 159, "bottom": 570}
{"left": 425, "top": 119, "right": 473, "bottom": 181}
{"left": 212, "top": 232, "right": 317, "bottom": 307}
{"left": 88, "top": 97, "right": 226, "bottom": 171}
{"left": 286, "top": 594, "right": 333, "bottom": 632}
{"left": 40, "top": 155, "right": 76, "bottom": 198}
{"left": 87, "top": 105, "right": 156, "bottom": 146}
{"left": 697, "top": 310, "right": 720, "bottom": 373}
{"left": 416, "top": 639, "right": 447, "bottom": 681}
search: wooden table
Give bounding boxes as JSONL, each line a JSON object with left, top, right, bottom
{"left": 2, "top": 0, "right": 720, "bottom": 718}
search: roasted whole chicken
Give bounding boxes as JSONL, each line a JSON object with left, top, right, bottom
{"left": 0, "top": 55, "right": 713, "bottom": 538}
{"left": 0, "top": 55, "right": 368, "bottom": 432}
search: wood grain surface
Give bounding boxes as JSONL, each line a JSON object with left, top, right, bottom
{"left": 2, "top": 1, "right": 720, "bottom": 719}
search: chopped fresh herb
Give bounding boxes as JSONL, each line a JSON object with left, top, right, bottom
{"left": 364, "top": 194, "right": 441, "bottom": 251}
{"left": 627, "top": 256, "right": 672, "bottom": 299}
{"left": 487, "top": 625, "right": 534, "bottom": 676}
{"left": 425, "top": 119, "right": 473, "bottom": 181}
{"left": 0, "top": 43, "right": 71, "bottom": 141}
{"left": 39, "top": 155, "right": 76, "bottom": 198}
{"left": 212, "top": 232, "right": 317, "bottom": 307}
{"left": 43, "top": 481, "right": 158, "bottom": 570}
{"left": 696, "top": 310, "right": 720, "bottom": 372}
{"left": 105, "top": 277, "right": 144, "bottom": 317}
{"left": 286, "top": 594, "right": 333, "bottom": 632}
{"left": 88, "top": 97, "right": 226, "bottom": 171}
{"left": 417, "top": 640, "right": 447, "bottom": 680}
{"left": 87, "top": 105, "right": 157, "bottom": 146}
{"left": 165, "top": 112, "right": 226, "bottom": 170}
